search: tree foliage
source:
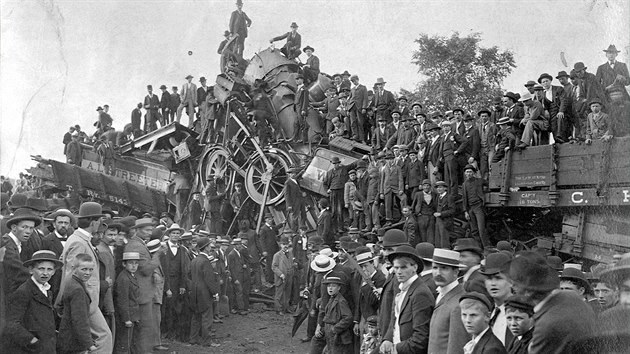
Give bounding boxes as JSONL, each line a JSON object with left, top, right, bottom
{"left": 405, "top": 32, "right": 515, "bottom": 115}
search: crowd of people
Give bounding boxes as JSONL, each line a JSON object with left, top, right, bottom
{"left": 1, "top": 196, "right": 629, "bottom": 354}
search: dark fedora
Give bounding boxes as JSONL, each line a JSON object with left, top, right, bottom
{"left": 196, "top": 236, "right": 211, "bottom": 251}
{"left": 459, "top": 291, "right": 493, "bottom": 311}
{"left": 537, "top": 73, "right": 553, "bottom": 83}
{"left": 76, "top": 202, "right": 105, "bottom": 219}
{"left": 463, "top": 115, "right": 475, "bottom": 122}
{"left": 477, "top": 108, "right": 491, "bottom": 117}
{"left": 303, "top": 45, "right": 314, "bottom": 52}
{"left": 341, "top": 70, "right": 351, "bottom": 77}
{"left": 546, "top": 255, "right": 563, "bottom": 271}
{"left": 556, "top": 71, "right": 569, "bottom": 79}
{"left": 159, "top": 84, "right": 167, "bottom": 90}
{"left": 7, "top": 193, "right": 28, "bottom": 211}
{"left": 604, "top": 44, "right": 620, "bottom": 53}
{"left": 23, "top": 250, "right": 63, "bottom": 268}
{"left": 25, "top": 198, "right": 48, "bottom": 212}
{"left": 415, "top": 242, "right": 434, "bottom": 261}
{"left": 424, "top": 122, "right": 440, "bottom": 131}
{"left": 331, "top": 156, "right": 341, "bottom": 164}
{"left": 6, "top": 208, "right": 42, "bottom": 228}
{"left": 453, "top": 238, "right": 483, "bottom": 257}
{"left": 290, "top": 22, "right": 299, "bottom": 28}
{"left": 387, "top": 245, "right": 423, "bottom": 272}
{"left": 524, "top": 80, "right": 536, "bottom": 87}
{"left": 224, "top": 30, "right": 230, "bottom": 37}
{"left": 503, "top": 92, "right": 519, "bottom": 102}
{"left": 560, "top": 267, "right": 590, "bottom": 292}
{"left": 573, "top": 62, "right": 587, "bottom": 72}
{"left": 480, "top": 252, "right": 511, "bottom": 275}
{"left": 509, "top": 251, "right": 560, "bottom": 292}
{"left": 382, "top": 229, "right": 409, "bottom": 248}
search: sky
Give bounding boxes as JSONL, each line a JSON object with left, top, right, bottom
{"left": 1, "top": 0, "right": 628, "bottom": 176}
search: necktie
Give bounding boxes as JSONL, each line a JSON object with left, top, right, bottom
{"left": 490, "top": 306, "right": 500, "bottom": 327}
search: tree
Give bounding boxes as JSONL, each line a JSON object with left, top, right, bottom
{"left": 405, "top": 32, "right": 515, "bottom": 116}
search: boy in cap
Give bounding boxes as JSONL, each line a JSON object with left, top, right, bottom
{"left": 114, "top": 252, "right": 141, "bottom": 353}
{"left": 360, "top": 315, "right": 380, "bottom": 354}
{"left": 321, "top": 271, "right": 354, "bottom": 354}
{"left": 504, "top": 295, "right": 534, "bottom": 354}
{"left": 459, "top": 291, "right": 507, "bottom": 354}
{"left": 2, "top": 250, "right": 61, "bottom": 353}
{"left": 585, "top": 99, "right": 612, "bottom": 144}
{"left": 272, "top": 236, "right": 296, "bottom": 314}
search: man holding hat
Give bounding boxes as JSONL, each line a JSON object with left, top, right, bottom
{"left": 143, "top": 84, "right": 160, "bottom": 132}
{"left": 1, "top": 250, "right": 61, "bottom": 353}
{"left": 596, "top": 44, "right": 630, "bottom": 100}
{"left": 509, "top": 251, "right": 594, "bottom": 353}
{"left": 57, "top": 202, "right": 113, "bottom": 353}
{"left": 270, "top": 22, "right": 302, "bottom": 60}
{"left": 380, "top": 244, "right": 434, "bottom": 354}
{"left": 189, "top": 237, "right": 220, "bottom": 346}
{"left": 177, "top": 74, "right": 198, "bottom": 127}
{"left": 371, "top": 78, "right": 396, "bottom": 123}
{"left": 272, "top": 236, "right": 295, "bottom": 314}
{"left": 302, "top": 45, "right": 319, "bottom": 85}
{"left": 428, "top": 248, "right": 469, "bottom": 354}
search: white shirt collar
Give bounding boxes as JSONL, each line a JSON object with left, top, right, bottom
{"left": 8, "top": 232, "right": 21, "bottom": 253}
{"left": 463, "top": 264, "right": 481, "bottom": 282}
{"left": 31, "top": 276, "right": 51, "bottom": 296}
{"left": 472, "top": 327, "right": 490, "bottom": 345}
{"left": 398, "top": 274, "right": 418, "bottom": 292}
{"left": 55, "top": 230, "right": 66, "bottom": 239}
{"left": 420, "top": 269, "right": 432, "bottom": 277}
{"left": 437, "top": 279, "right": 459, "bottom": 296}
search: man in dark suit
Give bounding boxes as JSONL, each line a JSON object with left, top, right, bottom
{"left": 424, "top": 123, "right": 443, "bottom": 186}
{"left": 284, "top": 167, "right": 307, "bottom": 232}
{"left": 459, "top": 292, "right": 507, "bottom": 354}
{"left": 411, "top": 180, "right": 437, "bottom": 244}
{"left": 376, "top": 230, "right": 409, "bottom": 338}
{"left": 372, "top": 116, "right": 395, "bottom": 151}
{"left": 434, "top": 181, "right": 456, "bottom": 249}
{"left": 301, "top": 46, "right": 319, "bottom": 85}
{"left": 477, "top": 109, "right": 497, "bottom": 182}
{"left": 349, "top": 75, "right": 369, "bottom": 143}
{"left": 259, "top": 214, "right": 283, "bottom": 284}
{"left": 461, "top": 165, "right": 489, "bottom": 247}
{"left": 131, "top": 103, "right": 143, "bottom": 137}
{"left": 379, "top": 153, "right": 404, "bottom": 226}
{"left": 502, "top": 92, "right": 524, "bottom": 139}
{"left": 292, "top": 74, "right": 309, "bottom": 143}
{"left": 456, "top": 115, "right": 481, "bottom": 173}
{"left": 197, "top": 77, "right": 210, "bottom": 109}
{"left": 439, "top": 121, "right": 463, "bottom": 192}
{"left": 428, "top": 248, "right": 469, "bottom": 354}
{"left": 1, "top": 250, "right": 60, "bottom": 353}
{"left": 1, "top": 209, "right": 42, "bottom": 297}
{"left": 416, "top": 242, "right": 438, "bottom": 298}
{"left": 316, "top": 198, "right": 333, "bottom": 246}
{"left": 596, "top": 44, "right": 630, "bottom": 102}
{"left": 169, "top": 87, "right": 181, "bottom": 124}
{"left": 227, "top": 238, "right": 250, "bottom": 314}
{"left": 159, "top": 224, "right": 190, "bottom": 341}
{"left": 270, "top": 22, "right": 301, "bottom": 59}
{"left": 380, "top": 245, "right": 434, "bottom": 354}
{"left": 538, "top": 73, "right": 569, "bottom": 143}
{"left": 371, "top": 77, "right": 397, "bottom": 123}
{"left": 63, "top": 126, "right": 75, "bottom": 154}
{"left": 402, "top": 205, "right": 419, "bottom": 247}
{"left": 159, "top": 85, "right": 171, "bottom": 126}
{"left": 229, "top": 0, "right": 252, "bottom": 56}
{"left": 42, "top": 209, "right": 74, "bottom": 303}
{"left": 352, "top": 247, "right": 385, "bottom": 336}
{"left": 144, "top": 85, "right": 160, "bottom": 132}
{"left": 509, "top": 252, "right": 595, "bottom": 354}
{"left": 452, "top": 108, "right": 467, "bottom": 136}
{"left": 189, "top": 237, "right": 220, "bottom": 346}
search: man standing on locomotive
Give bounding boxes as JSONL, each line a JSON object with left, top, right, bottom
{"left": 229, "top": 0, "right": 252, "bottom": 57}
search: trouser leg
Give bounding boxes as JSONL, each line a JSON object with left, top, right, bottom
{"left": 471, "top": 204, "right": 489, "bottom": 247}
{"left": 274, "top": 281, "right": 285, "bottom": 312}
{"left": 89, "top": 308, "right": 113, "bottom": 354}
{"left": 384, "top": 191, "right": 393, "bottom": 221}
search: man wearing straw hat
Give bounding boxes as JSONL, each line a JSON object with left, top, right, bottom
{"left": 1, "top": 250, "right": 62, "bottom": 353}
{"left": 427, "top": 248, "right": 469, "bottom": 354}
{"left": 353, "top": 246, "right": 385, "bottom": 342}
{"left": 57, "top": 202, "right": 113, "bottom": 353}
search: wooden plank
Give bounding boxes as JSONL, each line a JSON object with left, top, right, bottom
{"left": 486, "top": 187, "right": 630, "bottom": 207}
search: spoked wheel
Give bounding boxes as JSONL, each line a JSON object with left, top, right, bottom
{"left": 199, "top": 147, "right": 240, "bottom": 188}
{"left": 245, "top": 151, "right": 292, "bottom": 206}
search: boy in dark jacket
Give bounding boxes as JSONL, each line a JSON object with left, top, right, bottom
{"left": 321, "top": 271, "right": 353, "bottom": 354}
{"left": 113, "top": 252, "right": 141, "bottom": 353}
{"left": 58, "top": 253, "right": 97, "bottom": 354}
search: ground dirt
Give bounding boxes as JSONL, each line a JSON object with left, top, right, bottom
{"left": 163, "top": 303, "right": 310, "bottom": 354}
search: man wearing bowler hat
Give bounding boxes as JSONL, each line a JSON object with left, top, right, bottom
{"left": 301, "top": 45, "right": 319, "bottom": 85}
{"left": 428, "top": 248, "right": 469, "bottom": 354}
{"left": 349, "top": 74, "right": 369, "bottom": 143}
{"left": 284, "top": 166, "right": 307, "bottom": 232}
{"left": 462, "top": 164, "right": 489, "bottom": 247}
{"left": 371, "top": 78, "right": 396, "bottom": 123}
{"left": 574, "top": 61, "right": 608, "bottom": 112}
{"left": 480, "top": 252, "right": 514, "bottom": 347}
{"left": 502, "top": 92, "right": 524, "bottom": 139}
{"left": 596, "top": 44, "right": 630, "bottom": 101}
{"left": 379, "top": 245, "right": 434, "bottom": 354}
{"left": 260, "top": 213, "right": 283, "bottom": 284}
{"left": 509, "top": 251, "right": 595, "bottom": 353}
{"left": 272, "top": 236, "right": 295, "bottom": 314}
{"left": 270, "top": 22, "right": 302, "bottom": 60}
{"left": 159, "top": 84, "right": 171, "bottom": 126}
{"left": 433, "top": 181, "right": 456, "bottom": 248}
{"left": 229, "top": 0, "right": 252, "bottom": 56}
{"left": 177, "top": 74, "right": 198, "bottom": 127}
{"left": 143, "top": 85, "right": 160, "bottom": 132}
{"left": 57, "top": 202, "right": 113, "bottom": 353}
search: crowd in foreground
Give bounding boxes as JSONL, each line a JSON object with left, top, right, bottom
{"left": 0, "top": 196, "right": 629, "bottom": 354}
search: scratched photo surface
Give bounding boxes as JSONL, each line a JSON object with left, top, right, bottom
{"left": 1, "top": 0, "right": 628, "bottom": 174}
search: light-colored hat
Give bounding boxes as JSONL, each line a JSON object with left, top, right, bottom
{"left": 319, "top": 247, "right": 339, "bottom": 259}
{"left": 166, "top": 223, "right": 184, "bottom": 234}
{"left": 123, "top": 252, "right": 141, "bottom": 261}
{"left": 24, "top": 250, "right": 63, "bottom": 268}
{"left": 429, "top": 248, "right": 466, "bottom": 268}
{"left": 131, "top": 218, "right": 154, "bottom": 229}
{"left": 147, "top": 239, "right": 161, "bottom": 253}
{"left": 310, "top": 254, "right": 336, "bottom": 272}
{"left": 355, "top": 247, "right": 376, "bottom": 265}
{"left": 519, "top": 92, "right": 534, "bottom": 102}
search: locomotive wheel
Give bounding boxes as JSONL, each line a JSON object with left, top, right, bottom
{"left": 199, "top": 147, "right": 240, "bottom": 188}
{"left": 245, "top": 151, "right": 291, "bottom": 206}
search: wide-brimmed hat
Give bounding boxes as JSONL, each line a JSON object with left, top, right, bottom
{"left": 131, "top": 217, "right": 154, "bottom": 229}
{"left": 374, "top": 77, "right": 386, "bottom": 85}
{"left": 519, "top": 92, "right": 534, "bottom": 102}
{"left": 341, "top": 70, "right": 351, "bottom": 77}
{"left": 560, "top": 267, "right": 590, "bottom": 292}
{"left": 480, "top": 252, "right": 511, "bottom": 275}
{"left": 496, "top": 117, "right": 511, "bottom": 125}
{"left": 429, "top": 248, "right": 466, "bottom": 268}
{"left": 573, "top": 62, "right": 587, "bottom": 72}
{"left": 322, "top": 271, "right": 346, "bottom": 285}
{"left": 24, "top": 250, "right": 63, "bottom": 268}
{"left": 415, "top": 242, "right": 434, "bottom": 261}
{"left": 166, "top": 223, "right": 184, "bottom": 234}
{"left": 604, "top": 44, "right": 620, "bottom": 53}
{"left": 76, "top": 202, "right": 105, "bottom": 219}
{"left": 123, "top": 252, "right": 141, "bottom": 261}
{"left": 147, "top": 239, "right": 161, "bottom": 254}
{"left": 6, "top": 208, "right": 42, "bottom": 228}
{"left": 185, "top": 74, "right": 194, "bottom": 79}
{"left": 503, "top": 92, "right": 519, "bottom": 102}
{"left": 355, "top": 246, "right": 376, "bottom": 265}
{"left": 453, "top": 238, "right": 483, "bottom": 257}
{"left": 459, "top": 291, "right": 493, "bottom": 311}
{"left": 510, "top": 251, "right": 560, "bottom": 292}
{"left": 7, "top": 193, "right": 28, "bottom": 210}
{"left": 556, "top": 70, "right": 569, "bottom": 79}
{"left": 319, "top": 247, "right": 339, "bottom": 259}
{"left": 311, "top": 254, "right": 336, "bottom": 272}
{"left": 425, "top": 122, "right": 440, "bottom": 131}
{"left": 524, "top": 80, "right": 536, "bottom": 87}
{"left": 537, "top": 73, "right": 553, "bottom": 83}
{"left": 477, "top": 108, "right": 491, "bottom": 117}
{"left": 382, "top": 229, "right": 409, "bottom": 248}
{"left": 387, "top": 245, "right": 423, "bottom": 271}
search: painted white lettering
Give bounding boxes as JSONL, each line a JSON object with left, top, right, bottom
{"left": 572, "top": 192, "right": 584, "bottom": 204}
